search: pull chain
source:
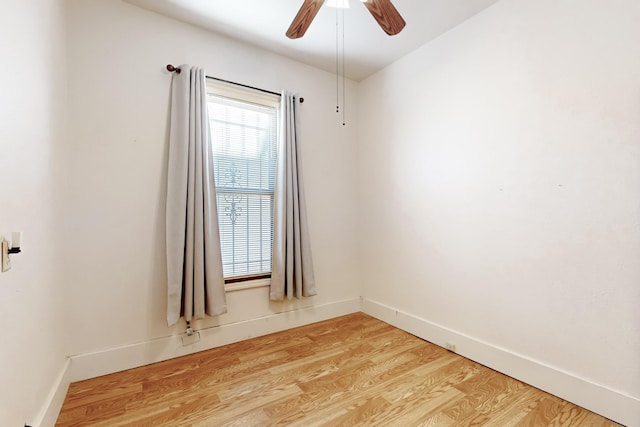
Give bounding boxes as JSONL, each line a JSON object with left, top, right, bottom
{"left": 342, "top": 5, "right": 346, "bottom": 126}
{"left": 335, "top": 5, "right": 347, "bottom": 125}
{"left": 335, "top": 6, "right": 340, "bottom": 115}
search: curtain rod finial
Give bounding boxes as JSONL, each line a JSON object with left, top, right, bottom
{"left": 167, "top": 64, "right": 181, "bottom": 74}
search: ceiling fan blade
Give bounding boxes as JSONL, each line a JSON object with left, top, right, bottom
{"left": 286, "top": 0, "right": 325, "bottom": 39}
{"left": 362, "top": 0, "right": 406, "bottom": 36}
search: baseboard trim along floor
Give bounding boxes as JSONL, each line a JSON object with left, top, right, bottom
{"left": 40, "top": 296, "right": 638, "bottom": 426}
{"left": 361, "top": 298, "right": 639, "bottom": 427}
{"left": 38, "top": 298, "right": 361, "bottom": 427}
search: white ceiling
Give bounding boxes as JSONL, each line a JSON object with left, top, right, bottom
{"left": 125, "top": 0, "right": 501, "bottom": 81}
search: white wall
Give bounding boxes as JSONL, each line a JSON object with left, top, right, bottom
{"left": 0, "top": 0, "right": 68, "bottom": 425}
{"left": 6, "top": 0, "right": 638, "bottom": 424}
{"left": 358, "top": 0, "right": 640, "bottom": 423}
{"left": 63, "top": 0, "right": 361, "bottom": 359}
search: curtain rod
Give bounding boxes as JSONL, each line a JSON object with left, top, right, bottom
{"left": 166, "top": 64, "right": 304, "bottom": 103}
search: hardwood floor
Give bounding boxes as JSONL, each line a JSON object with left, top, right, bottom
{"left": 56, "top": 313, "right": 621, "bottom": 426}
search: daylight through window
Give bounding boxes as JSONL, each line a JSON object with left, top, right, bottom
{"left": 207, "top": 81, "right": 279, "bottom": 280}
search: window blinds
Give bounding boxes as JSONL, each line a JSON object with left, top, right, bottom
{"left": 208, "top": 95, "right": 278, "bottom": 278}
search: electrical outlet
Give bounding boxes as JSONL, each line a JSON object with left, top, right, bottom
{"left": 181, "top": 331, "right": 201, "bottom": 346}
{"left": 1, "top": 240, "right": 11, "bottom": 272}
{"left": 445, "top": 342, "right": 456, "bottom": 353}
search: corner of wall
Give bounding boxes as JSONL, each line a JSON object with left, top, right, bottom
{"left": 33, "top": 358, "right": 72, "bottom": 427}
{"left": 362, "top": 298, "right": 640, "bottom": 427}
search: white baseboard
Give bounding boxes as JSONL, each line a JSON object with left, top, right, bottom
{"left": 34, "top": 358, "right": 72, "bottom": 427}
{"left": 37, "top": 298, "right": 360, "bottom": 425}
{"left": 362, "top": 298, "right": 639, "bottom": 427}
{"left": 68, "top": 297, "right": 362, "bottom": 383}
{"left": 39, "top": 297, "right": 639, "bottom": 426}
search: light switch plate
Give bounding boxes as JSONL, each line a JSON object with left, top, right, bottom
{"left": 1, "top": 240, "right": 11, "bottom": 272}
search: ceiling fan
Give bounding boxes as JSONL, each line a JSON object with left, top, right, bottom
{"left": 286, "top": 0, "right": 406, "bottom": 39}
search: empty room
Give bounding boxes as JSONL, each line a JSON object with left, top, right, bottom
{"left": 0, "top": 0, "right": 638, "bottom": 425}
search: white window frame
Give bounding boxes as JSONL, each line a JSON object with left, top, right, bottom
{"left": 206, "top": 79, "right": 280, "bottom": 292}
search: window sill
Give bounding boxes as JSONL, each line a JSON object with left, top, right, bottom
{"left": 224, "top": 277, "right": 271, "bottom": 292}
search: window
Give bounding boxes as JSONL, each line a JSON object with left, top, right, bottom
{"left": 207, "top": 80, "right": 279, "bottom": 282}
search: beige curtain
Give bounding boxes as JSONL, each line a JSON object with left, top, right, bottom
{"left": 271, "top": 91, "right": 317, "bottom": 300}
{"left": 166, "top": 65, "right": 227, "bottom": 327}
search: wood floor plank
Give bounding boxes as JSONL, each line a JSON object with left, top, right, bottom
{"left": 477, "top": 387, "right": 541, "bottom": 427}
{"left": 319, "top": 396, "right": 393, "bottom": 427}
{"left": 56, "top": 313, "right": 622, "bottom": 426}
{"left": 418, "top": 411, "right": 457, "bottom": 426}
{"left": 547, "top": 403, "right": 619, "bottom": 427}
{"left": 61, "top": 382, "right": 143, "bottom": 412}
{"left": 516, "top": 396, "right": 568, "bottom": 426}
